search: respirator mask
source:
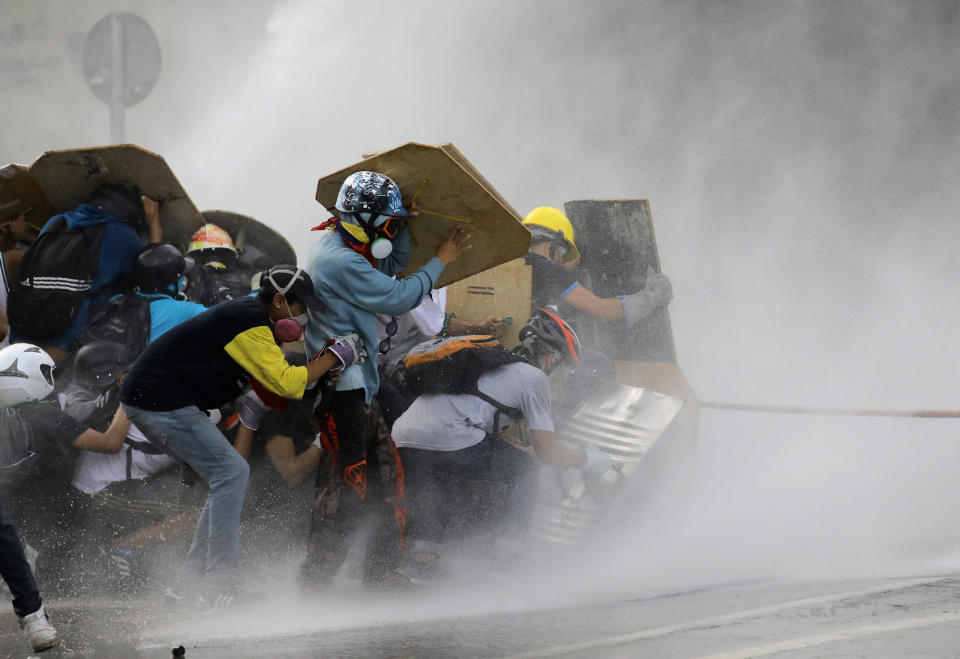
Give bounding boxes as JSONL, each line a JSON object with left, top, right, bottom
{"left": 366, "top": 216, "right": 403, "bottom": 260}
{"left": 265, "top": 267, "right": 310, "bottom": 355}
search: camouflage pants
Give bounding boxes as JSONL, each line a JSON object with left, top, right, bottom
{"left": 300, "top": 389, "right": 405, "bottom": 586}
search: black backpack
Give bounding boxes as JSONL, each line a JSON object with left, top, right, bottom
{"left": 404, "top": 335, "right": 524, "bottom": 422}
{"left": 8, "top": 216, "right": 108, "bottom": 339}
{"left": 73, "top": 292, "right": 152, "bottom": 356}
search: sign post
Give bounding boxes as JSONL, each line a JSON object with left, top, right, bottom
{"left": 81, "top": 12, "right": 161, "bottom": 144}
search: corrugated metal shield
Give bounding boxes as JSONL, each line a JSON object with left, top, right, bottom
{"left": 530, "top": 382, "right": 685, "bottom": 546}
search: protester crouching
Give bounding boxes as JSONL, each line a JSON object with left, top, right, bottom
{"left": 0, "top": 342, "right": 135, "bottom": 651}
{"left": 392, "top": 310, "right": 614, "bottom": 581}
{"left": 117, "top": 265, "right": 362, "bottom": 608}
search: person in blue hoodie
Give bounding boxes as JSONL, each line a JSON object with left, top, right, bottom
{"left": 300, "top": 170, "right": 469, "bottom": 588}
{"left": 10, "top": 185, "right": 163, "bottom": 362}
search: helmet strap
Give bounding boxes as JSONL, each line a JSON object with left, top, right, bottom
{"left": 540, "top": 351, "right": 559, "bottom": 374}
{"left": 265, "top": 266, "right": 306, "bottom": 298}
{"left": 549, "top": 230, "right": 569, "bottom": 263}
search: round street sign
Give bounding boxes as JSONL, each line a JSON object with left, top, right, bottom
{"left": 82, "top": 12, "right": 161, "bottom": 107}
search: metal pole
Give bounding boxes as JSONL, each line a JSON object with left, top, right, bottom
{"left": 109, "top": 12, "right": 125, "bottom": 144}
{"left": 700, "top": 401, "right": 960, "bottom": 419}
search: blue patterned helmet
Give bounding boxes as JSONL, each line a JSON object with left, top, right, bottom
{"left": 334, "top": 171, "right": 409, "bottom": 227}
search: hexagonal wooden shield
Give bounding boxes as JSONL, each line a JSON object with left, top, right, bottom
{"left": 28, "top": 144, "right": 203, "bottom": 239}
{"left": 315, "top": 142, "right": 530, "bottom": 288}
{"left": 200, "top": 210, "right": 297, "bottom": 267}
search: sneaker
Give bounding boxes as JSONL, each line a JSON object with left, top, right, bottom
{"left": 400, "top": 550, "right": 440, "bottom": 584}
{"left": 365, "top": 569, "right": 417, "bottom": 591}
{"left": 163, "top": 584, "right": 186, "bottom": 602}
{"left": 107, "top": 547, "right": 137, "bottom": 579}
{"left": 195, "top": 585, "right": 257, "bottom": 612}
{"left": 18, "top": 605, "right": 58, "bottom": 653}
{"left": 195, "top": 591, "right": 236, "bottom": 611}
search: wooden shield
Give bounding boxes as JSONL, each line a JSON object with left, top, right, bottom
{"left": 315, "top": 142, "right": 530, "bottom": 288}
{"left": 444, "top": 258, "right": 532, "bottom": 348}
{"left": 200, "top": 210, "right": 298, "bottom": 267}
{"left": 0, "top": 164, "right": 56, "bottom": 231}
{"left": 28, "top": 144, "right": 203, "bottom": 239}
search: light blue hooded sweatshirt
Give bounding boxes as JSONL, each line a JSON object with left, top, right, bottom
{"left": 305, "top": 226, "right": 444, "bottom": 403}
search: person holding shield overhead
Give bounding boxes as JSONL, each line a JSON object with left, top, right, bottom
{"left": 302, "top": 170, "right": 469, "bottom": 588}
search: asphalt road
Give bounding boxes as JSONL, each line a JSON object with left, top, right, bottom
{"left": 2, "top": 573, "right": 958, "bottom": 658}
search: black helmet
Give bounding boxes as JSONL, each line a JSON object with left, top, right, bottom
{"left": 89, "top": 184, "right": 144, "bottom": 227}
{"left": 137, "top": 242, "right": 187, "bottom": 294}
{"left": 518, "top": 308, "right": 582, "bottom": 366}
{"left": 71, "top": 341, "right": 135, "bottom": 390}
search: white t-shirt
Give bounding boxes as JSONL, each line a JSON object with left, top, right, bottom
{"left": 71, "top": 409, "right": 221, "bottom": 495}
{"left": 71, "top": 422, "right": 176, "bottom": 495}
{"left": 392, "top": 361, "right": 554, "bottom": 452}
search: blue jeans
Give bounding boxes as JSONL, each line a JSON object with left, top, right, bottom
{"left": 0, "top": 498, "right": 42, "bottom": 618}
{"left": 120, "top": 404, "right": 249, "bottom": 590}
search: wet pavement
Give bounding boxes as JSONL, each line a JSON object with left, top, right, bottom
{"left": 1, "top": 573, "right": 958, "bottom": 658}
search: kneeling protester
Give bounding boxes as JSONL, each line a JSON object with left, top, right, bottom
{"left": 392, "top": 310, "right": 614, "bottom": 580}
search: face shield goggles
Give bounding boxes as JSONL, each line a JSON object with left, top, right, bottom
{"left": 376, "top": 216, "right": 403, "bottom": 240}
{"left": 529, "top": 226, "right": 571, "bottom": 261}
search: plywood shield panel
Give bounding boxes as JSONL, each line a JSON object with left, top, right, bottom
{"left": 444, "top": 258, "right": 532, "bottom": 348}
{"left": 316, "top": 142, "right": 530, "bottom": 287}
{"left": 28, "top": 144, "right": 203, "bottom": 240}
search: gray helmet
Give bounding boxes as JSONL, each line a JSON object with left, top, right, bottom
{"left": 518, "top": 308, "right": 582, "bottom": 366}
{"left": 136, "top": 242, "right": 187, "bottom": 294}
{"left": 72, "top": 341, "right": 135, "bottom": 390}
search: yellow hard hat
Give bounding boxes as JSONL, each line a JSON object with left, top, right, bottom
{"left": 187, "top": 223, "right": 237, "bottom": 255}
{"left": 522, "top": 207, "right": 580, "bottom": 263}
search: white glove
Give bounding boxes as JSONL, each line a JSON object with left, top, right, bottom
{"left": 236, "top": 387, "right": 269, "bottom": 431}
{"left": 581, "top": 444, "right": 614, "bottom": 479}
{"left": 621, "top": 273, "right": 673, "bottom": 326}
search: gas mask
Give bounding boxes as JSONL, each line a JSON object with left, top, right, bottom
{"left": 264, "top": 266, "right": 312, "bottom": 362}
{"left": 365, "top": 215, "right": 404, "bottom": 259}
{"left": 369, "top": 236, "right": 393, "bottom": 259}
{"left": 271, "top": 312, "right": 308, "bottom": 343}
{"left": 273, "top": 317, "right": 303, "bottom": 343}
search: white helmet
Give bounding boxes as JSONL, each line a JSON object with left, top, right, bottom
{"left": 0, "top": 344, "right": 55, "bottom": 405}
